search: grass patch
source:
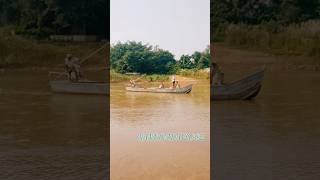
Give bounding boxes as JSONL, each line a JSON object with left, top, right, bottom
{"left": 110, "top": 70, "right": 131, "bottom": 82}
{"left": 144, "top": 74, "right": 169, "bottom": 82}
{"left": 177, "top": 69, "right": 210, "bottom": 80}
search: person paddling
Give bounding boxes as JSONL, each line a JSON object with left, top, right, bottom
{"left": 129, "top": 76, "right": 145, "bottom": 87}
{"left": 159, "top": 82, "right": 165, "bottom": 88}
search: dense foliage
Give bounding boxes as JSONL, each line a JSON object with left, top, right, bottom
{"left": 212, "top": 0, "right": 320, "bottom": 25}
{"left": 0, "top": 0, "right": 108, "bottom": 38}
{"left": 178, "top": 49, "right": 211, "bottom": 70}
{"left": 110, "top": 42, "right": 210, "bottom": 74}
{"left": 211, "top": 0, "right": 320, "bottom": 41}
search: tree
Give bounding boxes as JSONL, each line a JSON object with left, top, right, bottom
{"left": 178, "top": 55, "right": 194, "bottom": 69}
{"left": 191, "top": 51, "right": 202, "bottom": 65}
{"left": 110, "top": 41, "right": 176, "bottom": 74}
{"left": 151, "top": 50, "right": 176, "bottom": 74}
{"left": 197, "top": 47, "right": 211, "bottom": 69}
{"left": 0, "top": 0, "right": 108, "bottom": 38}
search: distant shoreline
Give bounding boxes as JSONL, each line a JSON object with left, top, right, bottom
{"left": 110, "top": 69, "right": 209, "bottom": 83}
{"left": 0, "top": 27, "right": 107, "bottom": 69}
{"left": 214, "top": 43, "right": 320, "bottom": 72}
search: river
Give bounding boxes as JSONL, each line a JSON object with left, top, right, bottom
{"left": 110, "top": 80, "right": 210, "bottom": 180}
{"left": 212, "top": 70, "right": 320, "bottom": 180}
{"left": 2, "top": 68, "right": 319, "bottom": 179}
{"left": 0, "top": 70, "right": 108, "bottom": 180}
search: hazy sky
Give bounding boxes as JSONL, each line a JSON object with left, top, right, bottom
{"left": 110, "top": 0, "right": 210, "bottom": 58}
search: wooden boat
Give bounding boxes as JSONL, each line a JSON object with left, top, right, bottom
{"left": 50, "top": 80, "right": 109, "bottom": 95}
{"left": 211, "top": 69, "right": 265, "bottom": 100}
{"left": 126, "top": 84, "right": 193, "bottom": 94}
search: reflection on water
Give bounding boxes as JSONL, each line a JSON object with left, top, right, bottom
{"left": 111, "top": 81, "right": 210, "bottom": 180}
{"left": 0, "top": 70, "right": 108, "bottom": 179}
{"left": 213, "top": 71, "right": 320, "bottom": 180}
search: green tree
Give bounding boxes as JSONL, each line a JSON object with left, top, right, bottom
{"left": 197, "top": 47, "right": 211, "bottom": 69}
{"left": 151, "top": 50, "right": 176, "bottom": 74}
{"left": 178, "top": 55, "right": 194, "bottom": 69}
{"left": 110, "top": 41, "right": 176, "bottom": 74}
{"left": 191, "top": 51, "right": 202, "bottom": 65}
{"left": 0, "top": 0, "right": 108, "bottom": 38}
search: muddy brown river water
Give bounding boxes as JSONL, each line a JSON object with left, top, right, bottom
{"left": 110, "top": 80, "right": 210, "bottom": 180}
{"left": 0, "top": 70, "right": 108, "bottom": 180}
{"left": 1, "top": 69, "right": 320, "bottom": 180}
{"left": 213, "top": 70, "right": 320, "bottom": 180}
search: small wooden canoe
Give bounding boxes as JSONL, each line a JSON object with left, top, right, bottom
{"left": 212, "top": 69, "right": 265, "bottom": 100}
{"left": 50, "top": 80, "right": 109, "bottom": 95}
{"left": 126, "top": 84, "right": 193, "bottom": 94}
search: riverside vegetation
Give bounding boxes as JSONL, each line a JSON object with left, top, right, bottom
{"left": 0, "top": 1, "right": 107, "bottom": 68}
{"left": 212, "top": 0, "right": 320, "bottom": 61}
{"left": 110, "top": 41, "right": 210, "bottom": 82}
{"left": 0, "top": 0, "right": 107, "bottom": 38}
{"left": 0, "top": 29, "right": 210, "bottom": 82}
{"left": 110, "top": 69, "right": 210, "bottom": 83}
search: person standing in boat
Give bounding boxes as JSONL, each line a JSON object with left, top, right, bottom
{"left": 65, "top": 54, "right": 82, "bottom": 81}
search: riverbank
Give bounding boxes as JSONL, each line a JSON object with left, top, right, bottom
{"left": 110, "top": 69, "right": 209, "bottom": 83}
{"left": 214, "top": 43, "right": 320, "bottom": 75}
{"left": 0, "top": 27, "right": 107, "bottom": 68}
{"left": 214, "top": 21, "right": 320, "bottom": 57}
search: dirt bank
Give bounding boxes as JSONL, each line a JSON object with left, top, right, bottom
{"left": 214, "top": 43, "right": 320, "bottom": 76}
{"left": 0, "top": 28, "right": 108, "bottom": 68}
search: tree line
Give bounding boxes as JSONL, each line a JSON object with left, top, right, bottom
{"left": 0, "top": 0, "right": 108, "bottom": 38}
{"left": 110, "top": 42, "right": 210, "bottom": 74}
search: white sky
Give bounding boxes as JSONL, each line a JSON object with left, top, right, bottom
{"left": 110, "top": 0, "right": 210, "bottom": 58}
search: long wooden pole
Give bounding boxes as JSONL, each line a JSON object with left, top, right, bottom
{"left": 80, "top": 43, "right": 107, "bottom": 64}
